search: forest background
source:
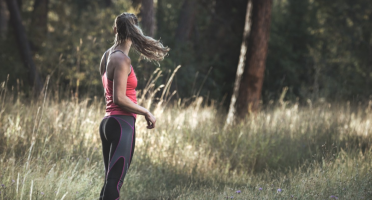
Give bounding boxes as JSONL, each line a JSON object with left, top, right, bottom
{"left": 1, "top": 0, "right": 372, "bottom": 199}
{"left": 1, "top": 0, "right": 371, "bottom": 105}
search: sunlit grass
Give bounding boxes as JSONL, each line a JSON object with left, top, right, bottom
{"left": 0, "top": 75, "right": 371, "bottom": 199}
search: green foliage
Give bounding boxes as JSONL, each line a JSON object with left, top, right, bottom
{"left": 0, "top": 0, "right": 371, "bottom": 103}
{"left": 40, "top": 0, "right": 132, "bottom": 94}
{"left": 265, "top": 0, "right": 317, "bottom": 100}
{"left": 265, "top": 0, "right": 372, "bottom": 102}
{"left": 0, "top": 0, "right": 132, "bottom": 96}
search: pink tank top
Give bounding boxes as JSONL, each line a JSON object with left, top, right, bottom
{"left": 102, "top": 50, "right": 138, "bottom": 118}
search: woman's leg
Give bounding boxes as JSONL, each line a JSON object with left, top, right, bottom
{"left": 99, "top": 118, "right": 111, "bottom": 199}
{"left": 99, "top": 116, "right": 135, "bottom": 200}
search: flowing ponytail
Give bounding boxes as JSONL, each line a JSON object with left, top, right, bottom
{"left": 114, "top": 13, "right": 169, "bottom": 62}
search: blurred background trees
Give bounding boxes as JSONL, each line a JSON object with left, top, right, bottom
{"left": 0, "top": 0, "right": 371, "bottom": 106}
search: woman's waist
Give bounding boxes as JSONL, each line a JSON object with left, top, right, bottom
{"left": 105, "top": 109, "right": 137, "bottom": 118}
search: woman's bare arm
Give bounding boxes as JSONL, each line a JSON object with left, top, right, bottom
{"left": 112, "top": 55, "right": 156, "bottom": 128}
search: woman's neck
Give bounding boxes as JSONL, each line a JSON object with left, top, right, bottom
{"left": 113, "top": 41, "right": 131, "bottom": 56}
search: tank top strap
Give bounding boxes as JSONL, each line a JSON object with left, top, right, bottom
{"left": 103, "top": 50, "right": 108, "bottom": 67}
{"left": 100, "top": 50, "right": 108, "bottom": 75}
{"left": 129, "top": 65, "right": 133, "bottom": 76}
{"left": 109, "top": 49, "right": 125, "bottom": 55}
{"left": 110, "top": 49, "right": 131, "bottom": 60}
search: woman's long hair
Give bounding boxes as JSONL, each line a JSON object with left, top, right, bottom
{"left": 114, "top": 13, "right": 169, "bottom": 62}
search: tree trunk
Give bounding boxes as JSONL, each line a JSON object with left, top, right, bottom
{"left": 104, "top": 0, "right": 111, "bottom": 7}
{"left": 141, "top": 0, "right": 155, "bottom": 37}
{"left": 29, "top": 0, "right": 48, "bottom": 51}
{"left": 236, "top": 0, "right": 272, "bottom": 118}
{"left": 175, "top": 0, "right": 197, "bottom": 42}
{"left": 140, "top": 0, "right": 155, "bottom": 37}
{"left": 16, "top": 0, "right": 21, "bottom": 9}
{"left": 135, "top": 0, "right": 156, "bottom": 82}
{"left": 5, "top": 0, "right": 43, "bottom": 94}
{"left": 156, "top": 0, "right": 164, "bottom": 35}
{"left": 225, "top": 0, "right": 253, "bottom": 127}
{"left": 0, "top": 0, "right": 9, "bottom": 38}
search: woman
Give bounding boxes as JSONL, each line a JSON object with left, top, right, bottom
{"left": 99, "top": 13, "right": 169, "bottom": 199}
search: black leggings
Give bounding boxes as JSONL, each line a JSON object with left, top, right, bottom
{"left": 99, "top": 115, "right": 136, "bottom": 200}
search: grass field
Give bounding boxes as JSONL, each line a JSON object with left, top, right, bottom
{"left": 0, "top": 81, "right": 372, "bottom": 199}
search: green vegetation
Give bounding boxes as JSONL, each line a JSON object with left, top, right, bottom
{"left": 0, "top": 81, "right": 371, "bottom": 199}
{"left": 1, "top": 0, "right": 371, "bottom": 102}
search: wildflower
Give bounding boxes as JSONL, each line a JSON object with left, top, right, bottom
{"left": 41, "top": 192, "right": 44, "bottom": 195}
{"left": 12, "top": 180, "right": 15, "bottom": 183}
{"left": 230, "top": 196, "right": 234, "bottom": 199}
{"left": 330, "top": 195, "right": 338, "bottom": 199}
{"left": 1, "top": 184, "right": 4, "bottom": 188}
{"left": 87, "top": 158, "right": 89, "bottom": 161}
{"left": 277, "top": 188, "right": 282, "bottom": 193}
{"left": 291, "top": 195, "right": 294, "bottom": 198}
{"left": 259, "top": 187, "right": 263, "bottom": 191}
{"left": 236, "top": 190, "right": 241, "bottom": 194}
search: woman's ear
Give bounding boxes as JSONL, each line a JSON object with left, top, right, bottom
{"left": 113, "top": 26, "right": 117, "bottom": 34}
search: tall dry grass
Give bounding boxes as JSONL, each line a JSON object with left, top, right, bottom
{"left": 0, "top": 71, "right": 371, "bottom": 199}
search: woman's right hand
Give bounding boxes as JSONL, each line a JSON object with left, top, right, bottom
{"left": 145, "top": 111, "right": 156, "bottom": 129}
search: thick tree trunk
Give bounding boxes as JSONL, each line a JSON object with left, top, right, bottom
{"left": 5, "top": 0, "right": 43, "bottom": 93}
{"left": 156, "top": 0, "right": 164, "bottom": 35}
{"left": 175, "top": 0, "right": 197, "bottom": 42}
{"left": 140, "top": 0, "right": 155, "bottom": 37}
{"left": 0, "top": 0, "right": 9, "bottom": 38}
{"left": 225, "top": 0, "right": 253, "bottom": 127}
{"left": 29, "top": 0, "right": 48, "bottom": 51}
{"left": 236, "top": 0, "right": 272, "bottom": 118}
{"left": 16, "top": 0, "right": 21, "bottom": 9}
{"left": 104, "top": 0, "right": 111, "bottom": 7}
{"left": 135, "top": 0, "right": 156, "bottom": 82}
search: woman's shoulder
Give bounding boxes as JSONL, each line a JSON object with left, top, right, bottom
{"left": 110, "top": 52, "right": 131, "bottom": 66}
